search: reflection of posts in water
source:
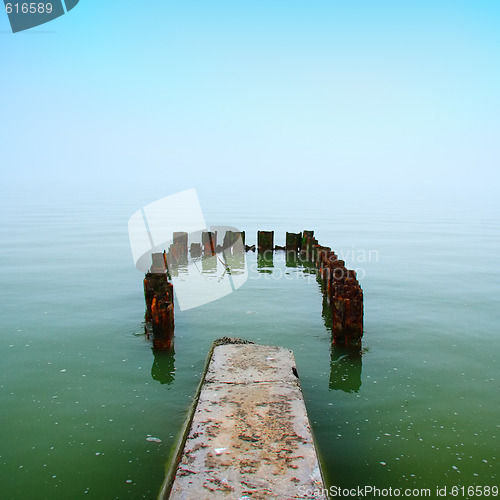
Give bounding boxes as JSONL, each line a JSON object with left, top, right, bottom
{"left": 202, "top": 253, "right": 217, "bottom": 273}
{"left": 285, "top": 250, "right": 298, "bottom": 268}
{"left": 300, "top": 257, "right": 317, "bottom": 277}
{"left": 257, "top": 249, "right": 274, "bottom": 271}
{"left": 151, "top": 348, "right": 176, "bottom": 385}
{"left": 223, "top": 232, "right": 245, "bottom": 273}
{"left": 321, "top": 293, "right": 332, "bottom": 329}
{"left": 224, "top": 250, "right": 245, "bottom": 275}
{"left": 330, "top": 345, "right": 362, "bottom": 393}
{"left": 166, "top": 233, "right": 189, "bottom": 271}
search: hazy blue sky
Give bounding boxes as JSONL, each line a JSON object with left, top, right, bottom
{"left": 1, "top": 1, "right": 499, "bottom": 210}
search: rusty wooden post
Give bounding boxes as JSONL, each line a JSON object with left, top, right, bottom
{"left": 144, "top": 255, "right": 174, "bottom": 350}
{"left": 173, "top": 232, "right": 188, "bottom": 258}
{"left": 222, "top": 230, "right": 234, "bottom": 250}
{"left": 297, "top": 234, "right": 364, "bottom": 347}
{"left": 328, "top": 259, "right": 363, "bottom": 347}
{"left": 190, "top": 243, "right": 202, "bottom": 258}
{"left": 223, "top": 230, "right": 245, "bottom": 251}
{"left": 257, "top": 230, "right": 274, "bottom": 254}
{"left": 151, "top": 252, "right": 167, "bottom": 273}
{"left": 302, "top": 230, "right": 314, "bottom": 248}
{"left": 301, "top": 230, "right": 318, "bottom": 260}
{"left": 202, "top": 231, "right": 216, "bottom": 255}
{"left": 286, "top": 232, "right": 302, "bottom": 252}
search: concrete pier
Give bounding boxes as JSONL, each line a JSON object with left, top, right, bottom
{"left": 162, "top": 341, "right": 327, "bottom": 499}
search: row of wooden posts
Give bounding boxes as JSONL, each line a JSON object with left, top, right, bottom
{"left": 143, "top": 230, "right": 363, "bottom": 350}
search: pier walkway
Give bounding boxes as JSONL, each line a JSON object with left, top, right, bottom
{"left": 162, "top": 341, "right": 327, "bottom": 499}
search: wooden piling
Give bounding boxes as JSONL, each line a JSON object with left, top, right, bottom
{"left": 173, "top": 232, "right": 188, "bottom": 258}
{"left": 202, "top": 231, "right": 217, "bottom": 255}
{"left": 144, "top": 255, "right": 175, "bottom": 350}
{"left": 257, "top": 230, "right": 274, "bottom": 253}
{"left": 301, "top": 231, "right": 318, "bottom": 260}
{"left": 286, "top": 231, "right": 302, "bottom": 252}
{"left": 223, "top": 230, "right": 245, "bottom": 250}
{"left": 312, "top": 245, "right": 364, "bottom": 347}
{"left": 151, "top": 252, "right": 167, "bottom": 273}
{"left": 190, "top": 243, "right": 202, "bottom": 258}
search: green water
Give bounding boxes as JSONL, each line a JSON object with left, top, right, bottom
{"left": 0, "top": 195, "right": 498, "bottom": 499}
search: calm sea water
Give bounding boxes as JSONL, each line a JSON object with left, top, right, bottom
{"left": 0, "top": 190, "right": 498, "bottom": 499}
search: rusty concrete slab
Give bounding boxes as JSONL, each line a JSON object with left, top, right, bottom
{"left": 165, "top": 343, "right": 327, "bottom": 499}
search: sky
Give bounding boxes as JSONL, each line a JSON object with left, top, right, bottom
{"left": 1, "top": 0, "right": 499, "bottom": 211}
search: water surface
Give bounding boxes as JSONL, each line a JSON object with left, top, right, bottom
{"left": 0, "top": 192, "right": 498, "bottom": 498}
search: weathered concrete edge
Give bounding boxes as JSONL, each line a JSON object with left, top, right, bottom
{"left": 157, "top": 342, "right": 216, "bottom": 500}
{"left": 157, "top": 338, "right": 254, "bottom": 500}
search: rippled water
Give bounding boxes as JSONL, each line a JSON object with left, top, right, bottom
{"left": 0, "top": 191, "right": 498, "bottom": 499}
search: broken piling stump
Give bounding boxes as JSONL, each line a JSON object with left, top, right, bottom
{"left": 162, "top": 340, "right": 327, "bottom": 499}
{"left": 286, "top": 231, "right": 302, "bottom": 252}
{"left": 223, "top": 230, "right": 245, "bottom": 250}
{"left": 257, "top": 230, "right": 274, "bottom": 254}
{"left": 301, "top": 230, "right": 318, "bottom": 260}
{"left": 151, "top": 252, "right": 167, "bottom": 273}
{"left": 144, "top": 270, "right": 174, "bottom": 351}
{"left": 172, "top": 232, "right": 188, "bottom": 258}
{"left": 202, "top": 231, "right": 217, "bottom": 255}
{"left": 189, "top": 243, "right": 202, "bottom": 258}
